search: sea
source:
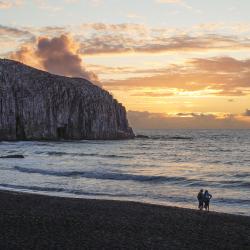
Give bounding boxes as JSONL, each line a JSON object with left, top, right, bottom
{"left": 0, "top": 129, "right": 249, "bottom": 216}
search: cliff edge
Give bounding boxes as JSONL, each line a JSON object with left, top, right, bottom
{"left": 0, "top": 59, "right": 134, "bottom": 140}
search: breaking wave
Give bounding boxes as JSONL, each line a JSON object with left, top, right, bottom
{"left": 36, "top": 151, "right": 132, "bottom": 159}
{"left": 11, "top": 166, "right": 250, "bottom": 188}
{"left": 136, "top": 135, "right": 194, "bottom": 140}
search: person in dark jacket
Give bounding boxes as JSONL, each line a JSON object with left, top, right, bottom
{"left": 197, "top": 189, "right": 204, "bottom": 210}
{"left": 203, "top": 190, "right": 212, "bottom": 211}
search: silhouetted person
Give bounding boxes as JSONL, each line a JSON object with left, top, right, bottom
{"left": 203, "top": 190, "right": 212, "bottom": 211}
{"left": 197, "top": 189, "right": 204, "bottom": 210}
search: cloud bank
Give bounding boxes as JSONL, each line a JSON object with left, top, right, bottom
{"left": 2, "top": 22, "right": 250, "bottom": 57}
{"left": 128, "top": 111, "right": 250, "bottom": 129}
{"left": 104, "top": 56, "right": 250, "bottom": 97}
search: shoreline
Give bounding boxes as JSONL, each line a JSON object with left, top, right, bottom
{"left": 0, "top": 190, "right": 249, "bottom": 249}
{"left": 0, "top": 187, "right": 248, "bottom": 217}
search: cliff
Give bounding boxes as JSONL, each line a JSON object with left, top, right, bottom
{"left": 0, "top": 59, "right": 134, "bottom": 140}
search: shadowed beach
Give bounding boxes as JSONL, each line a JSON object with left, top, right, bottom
{"left": 0, "top": 190, "right": 249, "bottom": 250}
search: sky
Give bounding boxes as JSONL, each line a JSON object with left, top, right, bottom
{"left": 1, "top": 0, "right": 250, "bottom": 128}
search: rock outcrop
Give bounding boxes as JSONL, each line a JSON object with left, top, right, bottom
{"left": 0, "top": 59, "right": 134, "bottom": 140}
{"left": 0, "top": 155, "right": 25, "bottom": 159}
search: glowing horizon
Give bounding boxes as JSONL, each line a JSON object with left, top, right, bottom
{"left": 1, "top": 0, "right": 250, "bottom": 128}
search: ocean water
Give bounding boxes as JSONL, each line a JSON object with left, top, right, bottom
{"left": 0, "top": 129, "right": 249, "bottom": 216}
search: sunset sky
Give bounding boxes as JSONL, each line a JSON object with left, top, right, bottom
{"left": 1, "top": 0, "right": 250, "bottom": 128}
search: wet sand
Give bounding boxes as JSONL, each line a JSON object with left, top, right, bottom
{"left": 0, "top": 190, "right": 249, "bottom": 250}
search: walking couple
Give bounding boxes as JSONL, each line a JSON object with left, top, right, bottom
{"left": 197, "top": 189, "right": 212, "bottom": 211}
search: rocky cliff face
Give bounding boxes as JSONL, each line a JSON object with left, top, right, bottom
{"left": 0, "top": 59, "right": 134, "bottom": 140}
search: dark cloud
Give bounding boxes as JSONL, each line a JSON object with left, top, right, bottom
{"left": 189, "top": 57, "right": 250, "bottom": 72}
{"left": 0, "top": 25, "right": 31, "bottom": 37}
{"left": 81, "top": 34, "right": 135, "bottom": 55}
{"left": 79, "top": 34, "right": 250, "bottom": 55}
{"left": 244, "top": 109, "right": 250, "bottom": 116}
{"left": 37, "top": 35, "right": 91, "bottom": 79}
{"left": 128, "top": 111, "right": 250, "bottom": 129}
{"left": 215, "top": 90, "right": 247, "bottom": 96}
{"left": 10, "top": 34, "right": 99, "bottom": 84}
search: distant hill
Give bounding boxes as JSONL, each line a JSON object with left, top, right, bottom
{"left": 0, "top": 59, "right": 134, "bottom": 140}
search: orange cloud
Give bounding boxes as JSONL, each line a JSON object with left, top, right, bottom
{"left": 104, "top": 57, "right": 250, "bottom": 96}
{"left": 132, "top": 91, "right": 175, "bottom": 97}
{"left": 9, "top": 44, "right": 42, "bottom": 69}
{"left": 0, "top": 0, "right": 23, "bottom": 9}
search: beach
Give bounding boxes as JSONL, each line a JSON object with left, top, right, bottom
{"left": 0, "top": 190, "right": 249, "bottom": 250}
{"left": 1, "top": 131, "right": 250, "bottom": 217}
